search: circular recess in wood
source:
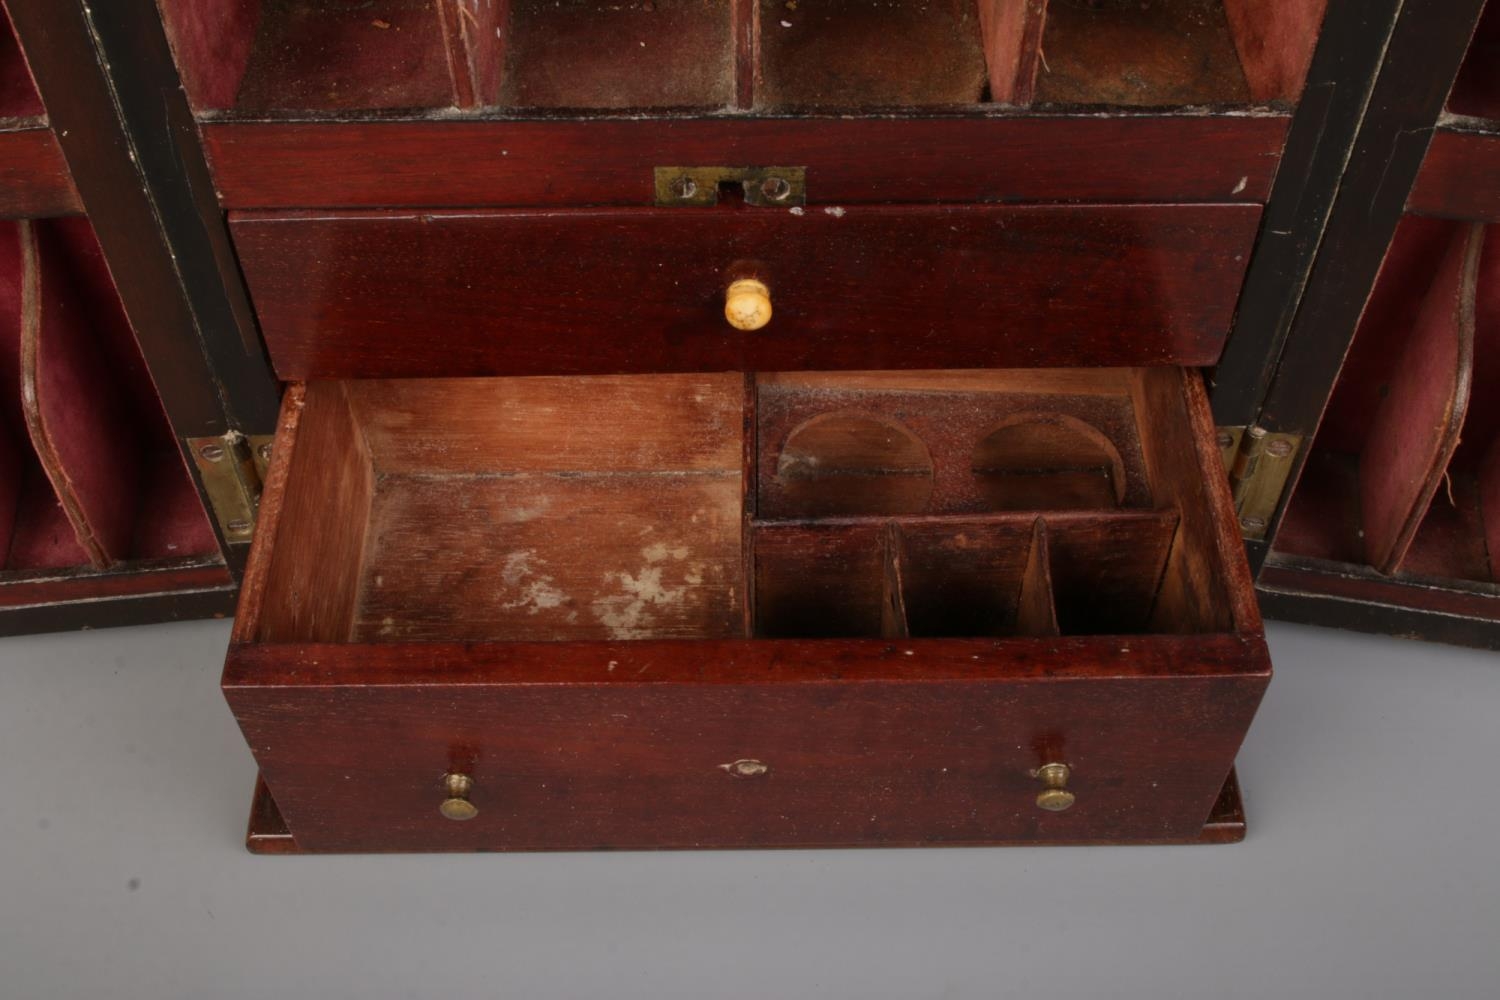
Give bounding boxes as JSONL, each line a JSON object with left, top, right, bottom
{"left": 972, "top": 413, "right": 1127, "bottom": 511}
{"left": 775, "top": 410, "right": 934, "bottom": 517}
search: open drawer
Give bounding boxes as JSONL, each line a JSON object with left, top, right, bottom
{"left": 225, "top": 368, "right": 1268, "bottom": 853}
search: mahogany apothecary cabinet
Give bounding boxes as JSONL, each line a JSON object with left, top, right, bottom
{"left": 2, "top": 0, "right": 1491, "bottom": 852}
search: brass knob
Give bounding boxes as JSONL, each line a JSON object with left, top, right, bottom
{"left": 1034, "top": 762, "right": 1075, "bottom": 812}
{"left": 439, "top": 772, "right": 478, "bottom": 821}
{"left": 725, "top": 278, "right": 772, "bottom": 331}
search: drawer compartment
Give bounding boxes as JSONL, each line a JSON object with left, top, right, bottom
{"left": 225, "top": 368, "right": 1269, "bottom": 852}
{"left": 230, "top": 204, "right": 1261, "bottom": 380}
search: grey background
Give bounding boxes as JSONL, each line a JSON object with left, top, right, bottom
{"left": 0, "top": 618, "right": 1496, "bottom": 999}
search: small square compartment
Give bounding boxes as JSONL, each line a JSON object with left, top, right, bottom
{"left": 158, "top": 0, "right": 1326, "bottom": 113}
{"left": 159, "top": 0, "right": 738, "bottom": 113}
{"left": 224, "top": 367, "right": 1267, "bottom": 853}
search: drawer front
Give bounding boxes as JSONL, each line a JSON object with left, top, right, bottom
{"left": 225, "top": 639, "right": 1267, "bottom": 852}
{"left": 231, "top": 203, "right": 1261, "bottom": 380}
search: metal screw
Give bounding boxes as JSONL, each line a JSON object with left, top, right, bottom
{"left": 1240, "top": 516, "right": 1267, "bottom": 532}
{"left": 226, "top": 519, "right": 252, "bottom": 535}
{"left": 257, "top": 443, "right": 273, "bottom": 461}
{"left": 760, "top": 176, "right": 792, "bottom": 202}
{"left": 199, "top": 443, "right": 225, "bottom": 462}
{"left": 672, "top": 175, "right": 698, "bottom": 199}
{"left": 1266, "top": 438, "right": 1293, "bottom": 459}
{"left": 1216, "top": 430, "right": 1235, "bottom": 449}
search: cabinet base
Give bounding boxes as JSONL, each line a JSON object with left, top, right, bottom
{"left": 245, "top": 769, "right": 1248, "bottom": 854}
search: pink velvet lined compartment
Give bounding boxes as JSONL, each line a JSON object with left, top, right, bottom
{"left": 1277, "top": 221, "right": 1500, "bottom": 585}
{"left": 1449, "top": 1, "right": 1500, "bottom": 121}
{"left": 1, "top": 222, "right": 87, "bottom": 570}
{"left": 0, "top": 3, "right": 43, "bottom": 120}
{"left": 22, "top": 219, "right": 145, "bottom": 566}
{"left": 1399, "top": 228, "right": 1499, "bottom": 582}
{"left": 1, "top": 219, "right": 217, "bottom": 575}
{"left": 1357, "top": 224, "right": 1482, "bottom": 573}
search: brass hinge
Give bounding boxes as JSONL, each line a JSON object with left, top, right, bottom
{"left": 1218, "top": 425, "right": 1303, "bottom": 541}
{"left": 654, "top": 166, "right": 807, "bottom": 207}
{"left": 188, "top": 432, "right": 274, "bottom": 544}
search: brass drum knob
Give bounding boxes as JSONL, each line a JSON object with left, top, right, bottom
{"left": 1034, "top": 762, "right": 1076, "bottom": 812}
{"left": 439, "top": 772, "right": 478, "bottom": 821}
{"left": 725, "top": 278, "right": 772, "bottom": 331}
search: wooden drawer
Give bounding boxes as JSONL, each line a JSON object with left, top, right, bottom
{"left": 229, "top": 204, "right": 1261, "bottom": 380}
{"left": 224, "top": 367, "right": 1269, "bottom": 852}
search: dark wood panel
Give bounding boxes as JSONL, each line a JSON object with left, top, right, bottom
{"left": 0, "top": 126, "right": 79, "bottom": 217}
{"left": 1408, "top": 127, "right": 1500, "bottom": 222}
{"left": 1259, "top": 557, "right": 1500, "bottom": 649}
{"left": 224, "top": 635, "right": 1267, "bottom": 852}
{"left": 201, "top": 114, "right": 1286, "bottom": 210}
{"left": 232, "top": 204, "right": 1261, "bottom": 380}
{"left": 1210, "top": 0, "right": 1403, "bottom": 424}
{"left": 0, "top": 559, "right": 231, "bottom": 610}
{"left": 0, "top": 579, "right": 235, "bottom": 636}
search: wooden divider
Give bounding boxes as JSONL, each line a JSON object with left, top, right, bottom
{"left": 18, "top": 218, "right": 142, "bottom": 567}
{"left": 1358, "top": 224, "right": 1484, "bottom": 573}
{"left": 977, "top": 0, "right": 1047, "bottom": 104}
{"left": 2, "top": 220, "right": 87, "bottom": 571}
{"left": 754, "top": 510, "right": 1185, "bottom": 639}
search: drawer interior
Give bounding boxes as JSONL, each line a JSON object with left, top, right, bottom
{"left": 245, "top": 368, "right": 1246, "bottom": 645}
{"left": 0, "top": 219, "right": 221, "bottom": 586}
{"left": 160, "top": 0, "right": 1325, "bottom": 115}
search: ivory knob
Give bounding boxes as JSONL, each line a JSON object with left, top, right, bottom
{"left": 725, "top": 278, "right": 772, "bottom": 331}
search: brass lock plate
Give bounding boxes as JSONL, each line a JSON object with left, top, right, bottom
{"left": 654, "top": 166, "right": 807, "bottom": 208}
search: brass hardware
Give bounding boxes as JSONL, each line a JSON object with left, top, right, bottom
{"left": 1221, "top": 425, "right": 1304, "bottom": 541}
{"left": 439, "top": 772, "right": 478, "bottom": 821}
{"left": 1216, "top": 426, "right": 1244, "bottom": 476}
{"left": 251, "top": 439, "right": 274, "bottom": 482}
{"left": 1034, "top": 762, "right": 1076, "bottom": 812}
{"left": 189, "top": 432, "right": 272, "bottom": 544}
{"left": 721, "top": 759, "right": 769, "bottom": 778}
{"left": 725, "top": 278, "right": 773, "bottom": 331}
{"left": 654, "top": 166, "right": 807, "bottom": 207}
